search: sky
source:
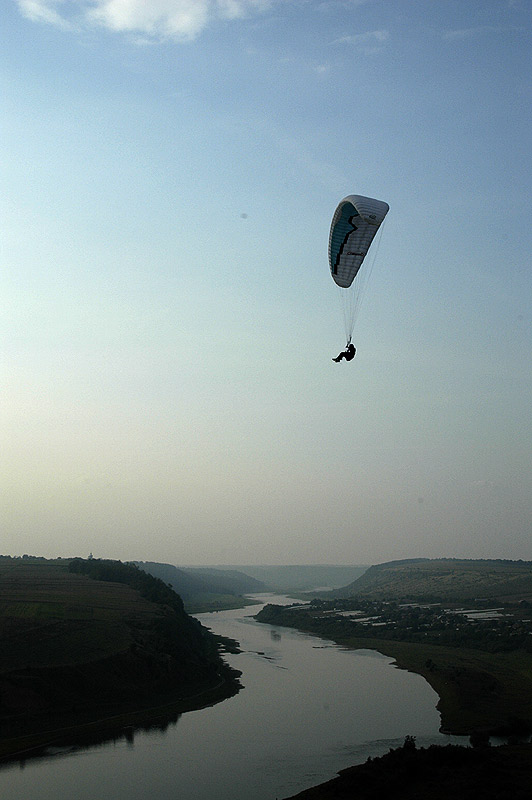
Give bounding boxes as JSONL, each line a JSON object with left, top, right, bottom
{"left": 2, "top": 0, "right": 532, "bottom": 567}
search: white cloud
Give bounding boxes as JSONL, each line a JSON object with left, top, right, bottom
{"left": 15, "top": 0, "right": 272, "bottom": 40}
{"left": 217, "top": 0, "right": 271, "bottom": 19}
{"left": 17, "top": 0, "right": 73, "bottom": 30}
{"left": 87, "top": 0, "right": 209, "bottom": 40}
{"left": 332, "top": 29, "right": 389, "bottom": 48}
{"left": 442, "top": 25, "right": 523, "bottom": 41}
{"left": 318, "top": 0, "right": 373, "bottom": 9}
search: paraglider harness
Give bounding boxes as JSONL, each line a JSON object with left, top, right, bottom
{"left": 332, "top": 339, "right": 356, "bottom": 362}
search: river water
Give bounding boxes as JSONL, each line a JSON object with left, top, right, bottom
{"left": 0, "top": 594, "right": 467, "bottom": 800}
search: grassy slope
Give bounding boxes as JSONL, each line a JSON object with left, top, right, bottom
{"left": 337, "top": 558, "right": 532, "bottom": 602}
{"left": 0, "top": 560, "right": 151, "bottom": 670}
{"left": 0, "top": 559, "right": 239, "bottom": 755}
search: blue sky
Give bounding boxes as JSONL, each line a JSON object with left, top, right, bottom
{"left": 2, "top": 0, "right": 531, "bottom": 565}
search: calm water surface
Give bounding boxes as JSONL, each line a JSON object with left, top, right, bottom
{"left": 1, "top": 594, "right": 466, "bottom": 800}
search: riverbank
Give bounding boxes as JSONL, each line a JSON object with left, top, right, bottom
{"left": 0, "top": 558, "right": 243, "bottom": 762}
{"left": 0, "top": 666, "right": 241, "bottom": 762}
{"left": 1, "top": 592, "right": 477, "bottom": 800}
{"left": 256, "top": 604, "right": 532, "bottom": 735}
{"left": 339, "top": 636, "right": 532, "bottom": 736}
{"left": 284, "top": 740, "right": 532, "bottom": 800}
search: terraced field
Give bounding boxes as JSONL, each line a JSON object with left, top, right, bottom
{"left": 0, "top": 558, "right": 239, "bottom": 751}
{"left": 0, "top": 559, "right": 157, "bottom": 672}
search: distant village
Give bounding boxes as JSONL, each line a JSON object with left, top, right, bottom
{"left": 259, "top": 597, "right": 532, "bottom": 654}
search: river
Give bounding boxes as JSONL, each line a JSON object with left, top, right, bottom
{"left": 0, "top": 594, "right": 467, "bottom": 800}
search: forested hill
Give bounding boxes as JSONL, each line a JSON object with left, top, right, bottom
{"left": 135, "top": 561, "right": 266, "bottom": 611}
{"left": 331, "top": 558, "right": 532, "bottom": 602}
{"left": 0, "top": 557, "right": 240, "bottom": 745}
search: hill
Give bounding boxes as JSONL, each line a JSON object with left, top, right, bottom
{"left": 135, "top": 561, "right": 266, "bottom": 611}
{"left": 217, "top": 565, "right": 368, "bottom": 593}
{"left": 181, "top": 567, "right": 266, "bottom": 595}
{"left": 135, "top": 563, "right": 368, "bottom": 608}
{"left": 0, "top": 557, "right": 240, "bottom": 752}
{"left": 332, "top": 558, "right": 532, "bottom": 602}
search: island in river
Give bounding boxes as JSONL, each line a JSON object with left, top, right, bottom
{"left": 0, "top": 557, "right": 241, "bottom": 759}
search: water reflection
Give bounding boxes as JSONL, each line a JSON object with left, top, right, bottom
{"left": 0, "top": 594, "right": 471, "bottom": 800}
{"left": 6, "top": 709, "right": 183, "bottom": 770}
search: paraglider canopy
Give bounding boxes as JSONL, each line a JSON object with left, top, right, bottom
{"left": 328, "top": 194, "right": 389, "bottom": 346}
{"left": 329, "top": 195, "right": 389, "bottom": 288}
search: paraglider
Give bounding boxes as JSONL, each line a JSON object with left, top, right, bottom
{"left": 332, "top": 343, "right": 356, "bottom": 362}
{"left": 328, "top": 194, "right": 389, "bottom": 360}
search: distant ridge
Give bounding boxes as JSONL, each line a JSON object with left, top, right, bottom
{"left": 331, "top": 558, "right": 532, "bottom": 602}
{"left": 135, "top": 562, "right": 266, "bottom": 611}
{"left": 214, "top": 565, "right": 368, "bottom": 592}
{"left": 135, "top": 563, "right": 368, "bottom": 603}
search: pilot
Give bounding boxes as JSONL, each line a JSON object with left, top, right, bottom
{"left": 332, "top": 343, "right": 356, "bottom": 362}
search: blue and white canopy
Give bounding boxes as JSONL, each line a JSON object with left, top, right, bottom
{"left": 329, "top": 195, "right": 389, "bottom": 289}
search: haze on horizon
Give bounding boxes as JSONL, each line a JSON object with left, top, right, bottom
{"left": 2, "top": 0, "right": 531, "bottom": 567}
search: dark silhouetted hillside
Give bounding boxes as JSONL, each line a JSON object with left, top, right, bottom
{"left": 0, "top": 557, "right": 239, "bottom": 744}
{"left": 285, "top": 740, "right": 532, "bottom": 800}
{"left": 135, "top": 561, "right": 265, "bottom": 610}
